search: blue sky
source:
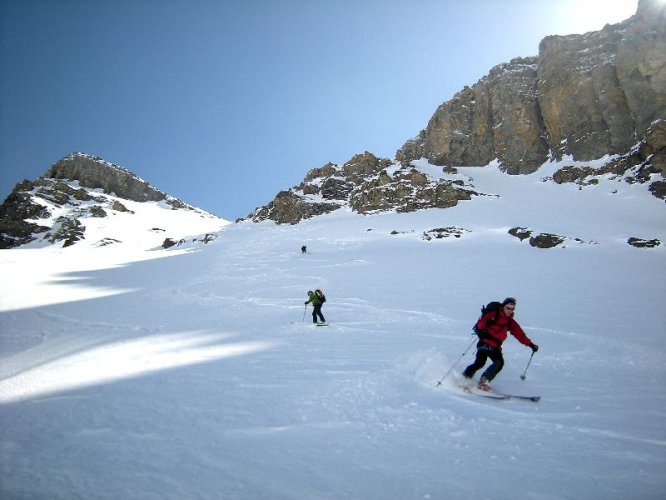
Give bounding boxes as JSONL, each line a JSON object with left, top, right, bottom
{"left": 0, "top": 0, "right": 638, "bottom": 220}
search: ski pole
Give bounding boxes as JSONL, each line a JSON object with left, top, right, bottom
{"left": 436, "top": 336, "right": 476, "bottom": 387}
{"left": 520, "top": 351, "right": 535, "bottom": 380}
{"left": 302, "top": 304, "right": 307, "bottom": 323}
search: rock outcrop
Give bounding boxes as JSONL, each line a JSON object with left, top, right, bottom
{"left": 250, "top": 1, "right": 665, "bottom": 225}
{"left": 548, "top": 119, "right": 666, "bottom": 199}
{"left": 627, "top": 237, "right": 661, "bottom": 248}
{"left": 508, "top": 227, "right": 597, "bottom": 249}
{"left": 248, "top": 152, "right": 478, "bottom": 224}
{"left": 396, "top": 0, "right": 665, "bottom": 182}
{"left": 45, "top": 152, "right": 167, "bottom": 203}
{"left": 397, "top": 57, "right": 546, "bottom": 174}
{"left": 0, "top": 152, "right": 217, "bottom": 248}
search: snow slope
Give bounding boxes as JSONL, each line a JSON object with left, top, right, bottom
{"left": 1, "top": 191, "right": 229, "bottom": 310}
{"left": 1, "top": 161, "right": 665, "bottom": 499}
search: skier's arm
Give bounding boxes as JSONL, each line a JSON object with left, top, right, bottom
{"left": 509, "top": 319, "right": 533, "bottom": 347}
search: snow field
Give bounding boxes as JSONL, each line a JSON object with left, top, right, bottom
{"left": 1, "top": 163, "right": 665, "bottom": 499}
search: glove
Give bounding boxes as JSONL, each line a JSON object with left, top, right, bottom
{"left": 304, "top": 301, "right": 308, "bottom": 305}
{"left": 529, "top": 343, "right": 539, "bottom": 352}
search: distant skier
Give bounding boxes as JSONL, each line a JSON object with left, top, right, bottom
{"left": 301, "top": 245, "right": 307, "bottom": 254}
{"left": 463, "top": 297, "right": 538, "bottom": 391}
{"left": 305, "top": 289, "right": 326, "bottom": 324}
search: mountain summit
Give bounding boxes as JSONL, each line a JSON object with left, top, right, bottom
{"left": 0, "top": 152, "right": 227, "bottom": 249}
{"left": 248, "top": 0, "right": 665, "bottom": 225}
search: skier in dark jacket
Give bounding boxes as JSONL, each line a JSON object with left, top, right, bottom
{"left": 463, "top": 297, "right": 538, "bottom": 391}
{"left": 305, "top": 289, "right": 326, "bottom": 324}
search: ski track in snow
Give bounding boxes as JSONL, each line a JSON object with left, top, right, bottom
{"left": 1, "top": 162, "right": 665, "bottom": 499}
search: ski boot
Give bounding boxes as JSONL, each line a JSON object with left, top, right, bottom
{"left": 477, "top": 377, "right": 492, "bottom": 392}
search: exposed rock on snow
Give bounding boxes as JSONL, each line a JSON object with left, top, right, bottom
{"left": 508, "top": 227, "right": 598, "bottom": 248}
{"left": 45, "top": 152, "right": 167, "bottom": 203}
{"left": 627, "top": 237, "right": 661, "bottom": 248}
{"left": 250, "top": 1, "right": 665, "bottom": 225}
{"left": 248, "top": 152, "right": 478, "bottom": 224}
{"left": 0, "top": 152, "right": 227, "bottom": 249}
{"left": 422, "top": 227, "right": 469, "bottom": 240}
{"left": 396, "top": 0, "right": 665, "bottom": 186}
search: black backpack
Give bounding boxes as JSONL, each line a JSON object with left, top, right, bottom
{"left": 473, "top": 301, "right": 502, "bottom": 336}
{"left": 316, "top": 289, "right": 326, "bottom": 303}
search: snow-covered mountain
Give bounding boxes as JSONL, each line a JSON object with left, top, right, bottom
{"left": 1, "top": 2, "right": 665, "bottom": 496}
{"left": 248, "top": 131, "right": 664, "bottom": 234}
{"left": 0, "top": 152, "right": 228, "bottom": 249}
{"left": 1, "top": 159, "right": 664, "bottom": 499}
{"left": 247, "top": 0, "right": 665, "bottom": 226}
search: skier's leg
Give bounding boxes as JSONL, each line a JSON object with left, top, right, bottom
{"left": 314, "top": 304, "right": 325, "bottom": 323}
{"left": 463, "top": 347, "right": 489, "bottom": 378}
{"left": 481, "top": 349, "right": 505, "bottom": 381}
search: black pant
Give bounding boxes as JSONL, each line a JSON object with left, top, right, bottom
{"left": 463, "top": 344, "right": 504, "bottom": 381}
{"left": 312, "top": 304, "right": 325, "bottom": 323}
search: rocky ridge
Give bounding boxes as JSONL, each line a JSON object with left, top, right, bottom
{"left": 396, "top": 0, "right": 665, "bottom": 172}
{"left": 2, "top": 2, "right": 664, "bottom": 251}
{"left": 249, "top": 152, "right": 479, "bottom": 225}
{"left": 248, "top": 0, "right": 665, "bottom": 233}
{"left": 0, "top": 152, "right": 223, "bottom": 249}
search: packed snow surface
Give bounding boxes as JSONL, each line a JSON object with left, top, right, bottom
{"left": 1, "top": 162, "right": 665, "bottom": 499}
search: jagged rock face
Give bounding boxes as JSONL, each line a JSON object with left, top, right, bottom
{"left": 247, "top": 2, "right": 666, "bottom": 227}
{"left": 398, "top": 58, "right": 547, "bottom": 174}
{"left": 0, "top": 152, "right": 212, "bottom": 248}
{"left": 349, "top": 167, "right": 474, "bottom": 214}
{"left": 251, "top": 1, "right": 664, "bottom": 227}
{"left": 0, "top": 181, "right": 51, "bottom": 248}
{"left": 538, "top": 26, "right": 635, "bottom": 161}
{"left": 250, "top": 190, "right": 342, "bottom": 225}
{"left": 616, "top": 0, "right": 666, "bottom": 138}
{"left": 548, "top": 119, "right": 666, "bottom": 200}
{"left": 538, "top": 0, "right": 665, "bottom": 163}
{"left": 45, "top": 217, "right": 85, "bottom": 247}
{"left": 642, "top": 120, "right": 666, "bottom": 177}
{"left": 397, "top": 0, "right": 666, "bottom": 181}
{"left": 248, "top": 152, "right": 478, "bottom": 224}
{"left": 46, "top": 153, "right": 167, "bottom": 202}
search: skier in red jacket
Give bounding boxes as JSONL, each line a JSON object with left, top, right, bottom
{"left": 463, "top": 297, "right": 538, "bottom": 391}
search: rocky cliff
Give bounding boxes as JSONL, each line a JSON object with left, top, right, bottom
{"left": 45, "top": 153, "right": 168, "bottom": 203}
{"left": 248, "top": 152, "right": 478, "bottom": 224}
{"left": 250, "top": 0, "right": 665, "bottom": 225}
{"left": 0, "top": 152, "right": 221, "bottom": 248}
{"left": 397, "top": 0, "right": 665, "bottom": 171}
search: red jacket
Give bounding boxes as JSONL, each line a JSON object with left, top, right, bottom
{"left": 475, "top": 309, "right": 532, "bottom": 349}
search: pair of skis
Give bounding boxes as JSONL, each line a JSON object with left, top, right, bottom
{"left": 460, "top": 384, "right": 540, "bottom": 402}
